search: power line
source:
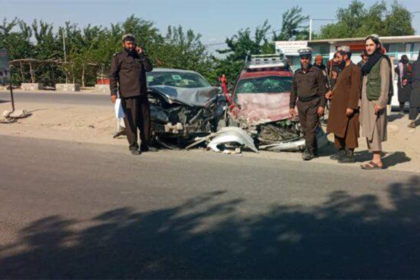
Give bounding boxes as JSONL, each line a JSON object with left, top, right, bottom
{"left": 204, "top": 17, "right": 337, "bottom": 47}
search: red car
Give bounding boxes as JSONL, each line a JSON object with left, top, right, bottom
{"left": 226, "top": 54, "right": 327, "bottom": 151}
{"left": 229, "top": 69, "right": 293, "bottom": 126}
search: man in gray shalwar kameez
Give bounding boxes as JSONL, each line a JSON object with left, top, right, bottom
{"left": 360, "top": 35, "right": 392, "bottom": 170}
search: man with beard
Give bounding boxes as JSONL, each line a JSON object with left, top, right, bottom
{"left": 110, "top": 34, "right": 154, "bottom": 155}
{"left": 408, "top": 51, "right": 420, "bottom": 128}
{"left": 328, "top": 51, "right": 345, "bottom": 89}
{"left": 314, "top": 54, "right": 327, "bottom": 72}
{"left": 313, "top": 54, "right": 329, "bottom": 89}
{"left": 395, "top": 55, "right": 412, "bottom": 113}
{"left": 357, "top": 50, "right": 368, "bottom": 69}
{"left": 325, "top": 46, "right": 361, "bottom": 163}
{"left": 360, "top": 35, "right": 391, "bottom": 169}
{"left": 290, "top": 48, "right": 327, "bottom": 161}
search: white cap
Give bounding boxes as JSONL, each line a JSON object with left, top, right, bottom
{"left": 337, "top": 45, "right": 350, "bottom": 52}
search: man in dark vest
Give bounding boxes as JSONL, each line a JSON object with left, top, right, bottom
{"left": 409, "top": 51, "right": 420, "bottom": 128}
{"left": 110, "top": 34, "right": 154, "bottom": 155}
{"left": 290, "top": 48, "right": 327, "bottom": 160}
{"left": 360, "top": 34, "right": 391, "bottom": 169}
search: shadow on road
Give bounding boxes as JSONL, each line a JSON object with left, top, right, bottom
{"left": 388, "top": 113, "right": 405, "bottom": 122}
{"left": 1, "top": 178, "right": 420, "bottom": 279}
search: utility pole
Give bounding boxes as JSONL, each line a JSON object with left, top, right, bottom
{"left": 62, "top": 28, "right": 68, "bottom": 83}
{"left": 309, "top": 19, "right": 313, "bottom": 41}
{"left": 411, "top": 11, "right": 420, "bottom": 38}
{"left": 308, "top": 18, "right": 336, "bottom": 41}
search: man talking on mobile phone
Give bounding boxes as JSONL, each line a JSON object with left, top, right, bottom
{"left": 110, "top": 34, "right": 154, "bottom": 155}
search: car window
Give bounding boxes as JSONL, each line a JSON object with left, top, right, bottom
{"left": 147, "top": 71, "right": 211, "bottom": 88}
{"left": 235, "top": 76, "right": 292, "bottom": 94}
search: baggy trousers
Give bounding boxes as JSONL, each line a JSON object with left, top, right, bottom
{"left": 409, "top": 105, "right": 419, "bottom": 121}
{"left": 121, "top": 95, "right": 151, "bottom": 150}
{"left": 334, "top": 114, "right": 359, "bottom": 150}
{"left": 297, "top": 98, "right": 320, "bottom": 154}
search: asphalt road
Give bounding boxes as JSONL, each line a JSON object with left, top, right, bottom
{"left": 1, "top": 135, "right": 419, "bottom": 278}
{"left": 0, "top": 91, "right": 109, "bottom": 106}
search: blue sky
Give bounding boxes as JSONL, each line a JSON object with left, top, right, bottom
{"left": 1, "top": 0, "right": 419, "bottom": 51}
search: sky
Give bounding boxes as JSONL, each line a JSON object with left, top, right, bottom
{"left": 1, "top": 0, "right": 419, "bottom": 52}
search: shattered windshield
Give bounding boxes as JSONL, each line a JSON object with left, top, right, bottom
{"left": 147, "top": 71, "right": 211, "bottom": 88}
{"left": 236, "top": 76, "right": 292, "bottom": 94}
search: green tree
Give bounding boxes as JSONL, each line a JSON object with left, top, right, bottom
{"left": 319, "top": 0, "right": 414, "bottom": 39}
{"left": 31, "top": 20, "right": 63, "bottom": 85}
{"left": 383, "top": 1, "right": 415, "bottom": 36}
{"left": 214, "top": 21, "right": 274, "bottom": 84}
{"left": 158, "top": 26, "right": 212, "bottom": 79}
{"left": 273, "top": 7, "right": 309, "bottom": 41}
{"left": 0, "top": 18, "right": 35, "bottom": 83}
{"left": 121, "top": 15, "right": 164, "bottom": 63}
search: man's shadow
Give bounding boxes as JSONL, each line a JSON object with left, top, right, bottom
{"left": 382, "top": 151, "right": 411, "bottom": 169}
{"left": 388, "top": 113, "right": 405, "bottom": 122}
{"left": 317, "top": 141, "right": 336, "bottom": 157}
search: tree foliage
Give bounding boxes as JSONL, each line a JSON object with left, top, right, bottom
{"left": 1, "top": 2, "right": 414, "bottom": 89}
{"left": 159, "top": 26, "right": 212, "bottom": 78}
{"left": 213, "top": 20, "right": 274, "bottom": 84}
{"left": 273, "top": 7, "right": 309, "bottom": 41}
{"left": 0, "top": 15, "right": 214, "bottom": 86}
{"left": 319, "top": 0, "right": 414, "bottom": 39}
{"left": 0, "top": 7, "right": 310, "bottom": 87}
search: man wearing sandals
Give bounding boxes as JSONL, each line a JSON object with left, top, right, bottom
{"left": 360, "top": 35, "right": 392, "bottom": 170}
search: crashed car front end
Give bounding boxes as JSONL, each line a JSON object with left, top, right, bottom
{"left": 148, "top": 85, "right": 226, "bottom": 144}
{"left": 256, "top": 119, "right": 306, "bottom": 151}
{"left": 228, "top": 73, "right": 327, "bottom": 152}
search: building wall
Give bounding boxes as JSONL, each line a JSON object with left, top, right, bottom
{"left": 308, "top": 42, "right": 419, "bottom": 63}
{"left": 283, "top": 40, "right": 420, "bottom": 72}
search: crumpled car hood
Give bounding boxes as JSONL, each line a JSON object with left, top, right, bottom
{"left": 149, "top": 86, "right": 220, "bottom": 107}
{"left": 234, "top": 92, "right": 291, "bottom": 125}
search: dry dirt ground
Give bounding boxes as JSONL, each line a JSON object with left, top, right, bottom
{"left": 1, "top": 99, "right": 419, "bottom": 173}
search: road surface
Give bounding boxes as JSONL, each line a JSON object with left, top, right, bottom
{"left": 0, "top": 135, "right": 419, "bottom": 278}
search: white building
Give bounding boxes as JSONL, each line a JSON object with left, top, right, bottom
{"left": 275, "top": 35, "right": 420, "bottom": 108}
{"left": 276, "top": 35, "right": 420, "bottom": 70}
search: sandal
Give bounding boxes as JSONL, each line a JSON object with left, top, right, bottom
{"left": 361, "top": 161, "right": 383, "bottom": 170}
{"left": 408, "top": 122, "right": 416, "bottom": 128}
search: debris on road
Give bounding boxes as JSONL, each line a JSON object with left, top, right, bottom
{"left": 185, "top": 127, "right": 258, "bottom": 153}
{"left": 207, "top": 127, "right": 258, "bottom": 153}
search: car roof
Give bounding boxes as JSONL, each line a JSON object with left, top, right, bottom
{"left": 239, "top": 70, "right": 293, "bottom": 79}
{"left": 151, "top": 68, "right": 199, "bottom": 74}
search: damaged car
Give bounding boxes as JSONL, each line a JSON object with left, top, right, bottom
{"left": 227, "top": 54, "right": 328, "bottom": 152}
{"left": 147, "top": 68, "right": 226, "bottom": 148}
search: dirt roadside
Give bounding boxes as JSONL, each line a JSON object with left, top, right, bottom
{"left": 1, "top": 99, "right": 419, "bottom": 173}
